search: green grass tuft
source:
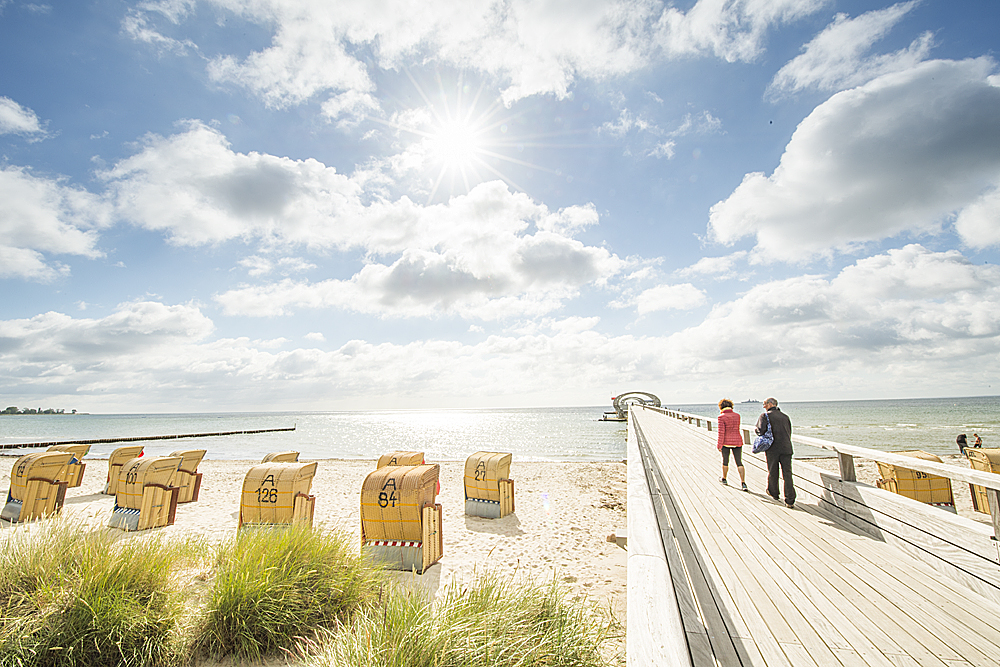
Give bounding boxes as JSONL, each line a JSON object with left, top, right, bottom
{"left": 0, "top": 521, "right": 194, "bottom": 667}
{"left": 195, "top": 524, "right": 380, "bottom": 662}
{"left": 304, "top": 571, "right": 619, "bottom": 667}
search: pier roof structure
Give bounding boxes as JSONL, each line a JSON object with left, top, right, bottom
{"left": 628, "top": 406, "right": 1000, "bottom": 666}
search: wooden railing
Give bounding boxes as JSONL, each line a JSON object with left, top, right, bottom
{"left": 645, "top": 405, "right": 1000, "bottom": 539}
{"left": 626, "top": 409, "right": 693, "bottom": 666}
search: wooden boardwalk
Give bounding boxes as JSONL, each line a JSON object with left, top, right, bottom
{"left": 630, "top": 407, "right": 1000, "bottom": 666}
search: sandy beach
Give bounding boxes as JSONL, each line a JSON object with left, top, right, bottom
{"left": 1, "top": 455, "right": 628, "bottom": 663}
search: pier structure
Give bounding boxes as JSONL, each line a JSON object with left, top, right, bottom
{"left": 628, "top": 405, "right": 1000, "bottom": 666}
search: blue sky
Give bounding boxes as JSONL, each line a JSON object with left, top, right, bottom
{"left": 1, "top": 0, "right": 999, "bottom": 412}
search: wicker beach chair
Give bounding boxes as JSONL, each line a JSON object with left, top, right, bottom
{"left": 261, "top": 451, "right": 299, "bottom": 463}
{"left": 168, "top": 449, "right": 206, "bottom": 503}
{"left": 876, "top": 450, "right": 955, "bottom": 511}
{"left": 1, "top": 451, "right": 74, "bottom": 523}
{"left": 108, "top": 456, "right": 183, "bottom": 531}
{"left": 46, "top": 444, "right": 91, "bottom": 488}
{"left": 104, "top": 445, "right": 144, "bottom": 495}
{"left": 377, "top": 451, "right": 424, "bottom": 468}
{"left": 239, "top": 461, "right": 317, "bottom": 529}
{"left": 464, "top": 451, "right": 515, "bottom": 518}
{"left": 361, "top": 464, "right": 442, "bottom": 573}
{"left": 966, "top": 448, "right": 1000, "bottom": 514}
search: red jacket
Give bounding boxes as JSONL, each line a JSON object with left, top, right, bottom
{"left": 717, "top": 408, "right": 743, "bottom": 450}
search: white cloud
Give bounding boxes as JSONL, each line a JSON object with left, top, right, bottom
{"left": 238, "top": 255, "right": 316, "bottom": 276}
{"left": 0, "top": 97, "right": 46, "bottom": 136}
{"left": 661, "top": 245, "right": 1000, "bottom": 395}
{"left": 676, "top": 252, "right": 748, "bottom": 280}
{"left": 633, "top": 283, "right": 707, "bottom": 314}
{"left": 0, "top": 166, "right": 112, "bottom": 281}
{"left": 127, "top": 0, "right": 826, "bottom": 110}
{"left": 955, "top": 188, "right": 1000, "bottom": 249}
{"left": 655, "top": 0, "right": 827, "bottom": 63}
{"left": 768, "top": 2, "right": 932, "bottom": 97}
{"left": 121, "top": 7, "right": 197, "bottom": 55}
{"left": 649, "top": 141, "right": 675, "bottom": 159}
{"left": 304, "top": 332, "right": 325, "bottom": 342}
{"left": 102, "top": 121, "right": 365, "bottom": 247}
{"left": 6, "top": 248, "right": 997, "bottom": 410}
{"left": 709, "top": 58, "right": 1000, "bottom": 261}
{"left": 99, "top": 123, "right": 621, "bottom": 319}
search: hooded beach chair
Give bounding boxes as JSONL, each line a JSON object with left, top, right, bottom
{"left": 46, "top": 443, "right": 91, "bottom": 488}
{"left": 108, "top": 456, "right": 182, "bottom": 531}
{"left": 168, "top": 449, "right": 206, "bottom": 503}
{"left": 239, "top": 461, "right": 317, "bottom": 529}
{"left": 464, "top": 451, "right": 515, "bottom": 518}
{"left": 360, "top": 464, "right": 443, "bottom": 573}
{"left": 1, "top": 451, "right": 74, "bottom": 523}
{"left": 104, "top": 445, "right": 144, "bottom": 495}
{"left": 261, "top": 450, "right": 299, "bottom": 463}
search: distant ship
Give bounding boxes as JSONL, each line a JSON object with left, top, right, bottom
{"left": 741, "top": 399, "right": 762, "bottom": 404}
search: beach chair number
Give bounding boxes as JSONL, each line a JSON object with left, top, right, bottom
{"left": 915, "top": 471, "right": 928, "bottom": 479}
{"left": 378, "top": 490, "right": 398, "bottom": 508}
{"left": 475, "top": 462, "right": 486, "bottom": 481}
{"left": 125, "top": 471, "right": 139, "bottom": 484}
{"left": 256, "top": 487, "right": 278, "bottom": 503}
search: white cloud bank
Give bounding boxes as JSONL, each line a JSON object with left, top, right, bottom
{"left": 130, "top": 0, "right": 826, "bottom": 115}
{"left": 2, "top": 245, "right": 996, "bottom": 410}
{"left": 710, "top": 58, "right": 1000, "bottom": 261}
{"left": 100, "top": 122, "right": 621, "bottom": 319}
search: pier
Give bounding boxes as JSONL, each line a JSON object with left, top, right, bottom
{"left": 0, "top": 425, "right": 296, "bottom": 451}
{"left": 628, "top": 405, "right": 1000, "bottom": 666}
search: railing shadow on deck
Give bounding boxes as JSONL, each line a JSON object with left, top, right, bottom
{"left": 640, "top": 404, "right": 1000, "bottom": 608}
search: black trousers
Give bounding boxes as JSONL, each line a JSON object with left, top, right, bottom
{"left": 765, "top": 449, "right": 796, "bottom": 504}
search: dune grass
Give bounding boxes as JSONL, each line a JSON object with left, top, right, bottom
{"left": 302, "top": 571, "right": 620, "bottom": 667}
{"left": 1, "top": 522, "right": 618, "bottom": 666}
{"left": 0, "top": 522, "right": 194, "bottom": 667}
{"left": 194, "top": 524, "right": 381, "bottom": 662}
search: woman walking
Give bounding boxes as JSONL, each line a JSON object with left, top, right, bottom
{"left": 717, "top": 399, "right": 748, "bottom": 491}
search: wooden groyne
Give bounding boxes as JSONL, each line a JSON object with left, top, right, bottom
{"left": 0, "top": 426, "right": 296, "bottom": 451}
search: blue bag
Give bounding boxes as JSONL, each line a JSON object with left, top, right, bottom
{"left": 752, "top": 413, "right": 773, "bottom": 453}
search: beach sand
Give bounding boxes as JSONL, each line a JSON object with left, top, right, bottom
{"left": 1, "top": 456, "right": 628, "bottom": 665}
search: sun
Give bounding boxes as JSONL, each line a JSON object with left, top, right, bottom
{"left": 375, "top": 70, "right": 558, "bottom": 203}
{"left": 428, "top": 119, "right": 481, "bottom": 170}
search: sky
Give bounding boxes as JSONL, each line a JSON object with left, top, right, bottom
{"left": 1, "top": 0, "right": 999, "bottom": 413}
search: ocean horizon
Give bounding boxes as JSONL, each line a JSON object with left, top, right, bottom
{"left": 1, "top": 395, "right": 996, "bottom": 462}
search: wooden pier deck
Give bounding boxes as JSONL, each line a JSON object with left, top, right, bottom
{"left": 628, "top": 406, "right": 1000, "bottom": 666}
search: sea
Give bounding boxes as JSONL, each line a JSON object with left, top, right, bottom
{"left": 0, "top": 396, "right": 996, "bottom": 461}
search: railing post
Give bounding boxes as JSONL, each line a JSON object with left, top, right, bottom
{"left": 707, "top": 420, "right": 712, "bottom": 431}
{"left": 838, "top": 452, "right": 857, "bottom": 483}
{"left": 742, "top": 428, "right": 751, "bottom": 446}
{"left": 988, "top": 489, "right": 1000, "bottom": 542}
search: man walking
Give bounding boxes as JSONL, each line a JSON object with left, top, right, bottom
{"left": 757, "top": 397, "right": 795, "bottom": 508}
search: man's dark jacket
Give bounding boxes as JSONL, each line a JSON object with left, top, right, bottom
{"left": 756, "top": 407, "right": 793, "bottom": 455}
